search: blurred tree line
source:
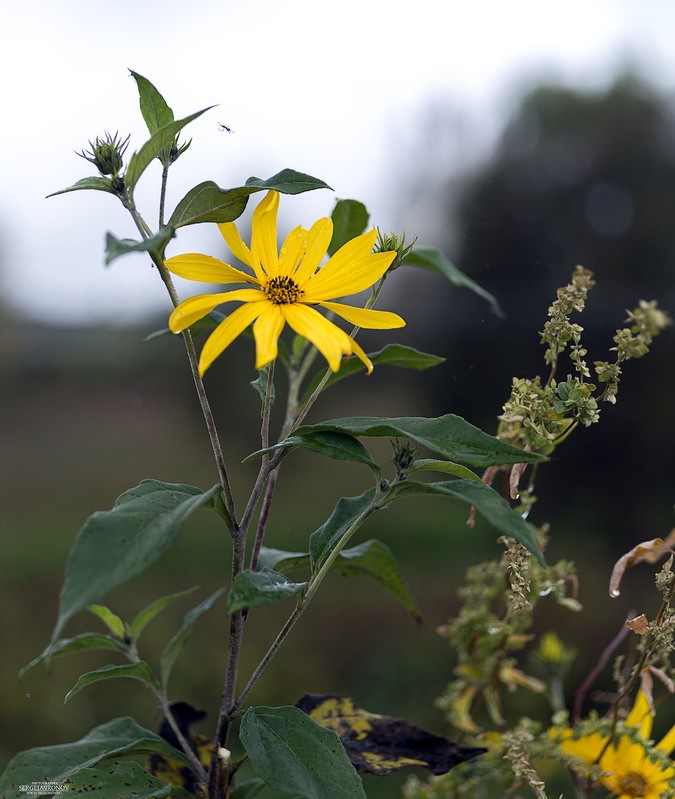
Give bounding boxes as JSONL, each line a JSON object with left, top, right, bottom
{"left": 1, "top": 75, "right": 673, "bottom": 796}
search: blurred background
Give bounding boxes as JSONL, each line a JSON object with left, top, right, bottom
{"left": 2, "top": 1, "right": 674, "bottom": 796}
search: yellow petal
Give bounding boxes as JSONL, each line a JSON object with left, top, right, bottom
{"left": 282, "top": 303, "right": 352, "bottom": 372}
{"left": 557, "top": 731, "right": 608, "bottom": 764}
{"left": 253, "top": 305, "right": 286, "bottom": 368}
{"left": 251, "top": 190, "right": 280, "bottom": 278}
{"left": 303, "top": 230, "right": 396, "bottom": 299}
{"left": 293, "top": 217, "right": 333, "bottom": 286}
{"left": 218, "top": 221, "right": 255, "bottom": 272}
{"left": 279, "top": 225, "right": 309, "bottom": 277}
{"left": 169, "top": 289, "right": 265, "bottom": 332}
{"left": 347, "top": 337, "right": 373, "bottom": 374}
{"left": 318, "top": 301, "right": 405, "bottom": 330}
{"left": 165, "top": 254, "right": 257, "bottom": 285}
{"left": 657, "top": 722, "right": 675, "bottom": 755}
{"left": 199, "top": 302, "right": 267, "bottom": 375}
{"left": 626, "top": 690, "right": 654, "bottom": 739}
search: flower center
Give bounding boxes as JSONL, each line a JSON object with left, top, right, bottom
{"left": 616, "top": 771, "right": 651, "bottom": 797}
{"left": 263, "top": 275, "right": 303, "bottom": 304}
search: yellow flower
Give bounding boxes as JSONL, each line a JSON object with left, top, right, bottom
{"left": 554, "top": 691, "right": 675, "bottom": 798}
{"left": 165, "top": 191, "right": 405, "bottom": 376}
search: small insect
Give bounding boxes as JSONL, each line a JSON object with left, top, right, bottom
{"left": 218, "top": 122, "right": 233, "bottom": 133}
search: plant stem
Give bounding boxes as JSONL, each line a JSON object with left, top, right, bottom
{"left": 123, "top": 199, "right": 237, "bottom": 527}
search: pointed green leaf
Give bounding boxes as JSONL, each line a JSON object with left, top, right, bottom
{"left": 244, "top": 169, "right": 332, "bottom": 194}
{"left": 250, "top": 365, "right": 275, "bottom": 412}
{"left": 129, "top": 586, "right": 199, "bottom": 641}
{"left": 245, "top": 431, "right": 379, "bottom": 475}
{"left": 125, "top": 107, "right": 213, "bottom": 191}
{"left": 48, "top": 176, "right": 116, "bottom": 198}
{"left": 309, "top": 489, "right": 377, "bottom": 573}
{"left": 257, "top": 547, "right": 310, "bottom": 573}
{"left": 387, "top": 478, "right": 544, "bottom": 563}
{"left": 62, "top": 761, "right": 173, "bottom": 798}
{"left": 0, "top": 717, "right": 189, "bottom": 798}
{"left": 403, "top": 246, "right": 501, "bottom": 312}
{"left": 160, "top": 588, "right": 225, "bottom": 691}
{"left": 64, "top": 661, "right": 159, "bottom": 703}
{"left": 87, "top": 605, "right": 126, "bottom": 638}
{"left": 410, "top": 458, "right": 482, "bottom": 482}
{"left": 301, "top": 344, "right": 445, "bottom": 402}
{"left": 240, "top": 706, "right": 366, "bottom": 799}
{"left": 130, "top": 70, "right": 175, "bottom": 135}
{"left": 105, "top": 226, "right": 175, "bottom": 265}
{"left": 337, "top": 539, "right": 421, "bottom": 621}
{"left": 227, "top": 569, "right": 307, "bottom": 614}
{"left": 328, "top": 199, "right": 369, "bottom": 256}
{"left": 293, "top": 415, "right": 546, "bottom": 469}
{"left": 54, "top": 480, "right": 221, "bottom": 640}
{"left": 20, "top": 633, "right": 127, "bottom": 680}
{"left": 168, "top": 169, "right": 331, "bottom": 229}
{"left": 168, "top": 181, "right": 253, "bottom": 227}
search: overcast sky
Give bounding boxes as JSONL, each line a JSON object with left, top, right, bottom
{"left": 3, "top": 0, "right": 675, "bottom": 325}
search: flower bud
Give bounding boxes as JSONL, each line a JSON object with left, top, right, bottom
{"left": 78, "top": 131, "right": 130, "bottom": 177}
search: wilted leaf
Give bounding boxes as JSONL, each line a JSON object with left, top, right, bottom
{"left": 625, "top": 613, "right": 649, "bottom": 635}
{"left": 609, "top": 530, "right": 675, "bottom": 597}
{"left": 20, "top": 633, "right": 127, "bottom": 680}
{"left": 296, "top": 694, "right": 486, "bottom": 776}
{"left": 105, "top": 227, "right": 175, "bottom": 265}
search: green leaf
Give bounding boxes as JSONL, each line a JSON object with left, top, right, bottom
{"left": 47, "top": 176, "right": 116, "bottom": 198}
{"left": 0, "top": 716, "right": 189, "bottom": 799}
{"left": 168, "top": 169, "right": 331, "bottom": 229}
{"left": 244, "top": 169, "right": 332, "bottom": 194}
{"left": 130, "top": 70, "right": 175, "bottom": 135}
{"left": 105, "top": 226, "right": 175, "bottom": 265}
{"left": 293, "top": 415, "right": 546, "bottom": 469}
{"left": 387, "top": 478, "right": 544, "bottom": 563}
{"left": 128, "top": 586, "right": 199, "bottom": 641}
{"left": 64, "top": 661, "right": 159, "bottom": 703}
{"left": 227, "top": 569, "right": 307, "bottom": 614}
{"left": 62, "top": 761, "right": 173, "bottom": 798}
{"left": 257, "top": 547, "right": 310, "bottom": 573}
{"left": 20, "top": 633, "right": 127, "bottom": 680}
{"left": 250, "top": 365, "right": 275, "bottom": 413}
{"left": 309, "top": 489, "right": 377, "bottom": 573}
{"left": 336, "top": 539, "right": 421, "bottom": 622}
{"left": 240, "top": 706, "right": 366, "bottom": 799}
{"left": 87, "top": 604, "right": 126, "bottom": 638}
{"left": 231, "top": 778, "right": 266, "bottom": 799}
{"left": 410, "top": 458, "right": 482, "bottom": 482}
{"left": 125, "top": 107, "right": 213, "bottom": 191}
{"left": 160, "top": 588, "right": 225, "bottom": 691}
{"left": 54, "top": 480, "right": 221, "bottom": 640}
{"left": 328, "top": 199, "right": 369, "bottom": 256}
{"left": 168, "top": 181, "right": 253, "bottom": 227}
{"left": 403, "top": 246, "right": 501, "bottom": 313}
{"left": 246, "top": 431, "right": 379, "bottom": 475}
{"left": 301, "top": 344, "right": 445, "bottom": 402}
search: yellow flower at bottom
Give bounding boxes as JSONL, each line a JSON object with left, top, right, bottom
{"left": 553, "top": 691, "right": 675, "bottom": 798}
{"left": 165, "top": 191, "right": 405, "bottom": 376}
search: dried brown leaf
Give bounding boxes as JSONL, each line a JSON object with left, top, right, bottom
{"left": 625, "top": 613, "right": 649, "bottom": 635}
{"left": 609, "top": 532, "right": 675, "bottom": 597}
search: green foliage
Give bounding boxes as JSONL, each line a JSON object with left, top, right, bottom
{"left": 328, "top": 199, "right": 369, "bottom": 256}
{"left": 227, "top": 569, "right": 307, "bottom": 614}
{"left": 53, "top": 480, "right": 221, "bottom": 639}
{"left": 0, "top": 717, "right": 189, "bottom": 799}
{"left": 105, "top": 227, "right": 175, "bottom": 265}
{"left": 403, "top": 246, "right": 500, "bottom": 312}
{"left": 291, "top": 415, "right": 547, "bottom": 468}
{"left": 62, "top": 762, "right": 174, "bottom": 798}
{"left": 240, "top": 706, "right": 366, "bottom": 798}
{"left": 64, "top": 661, "right": 159, "bottom": 703}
